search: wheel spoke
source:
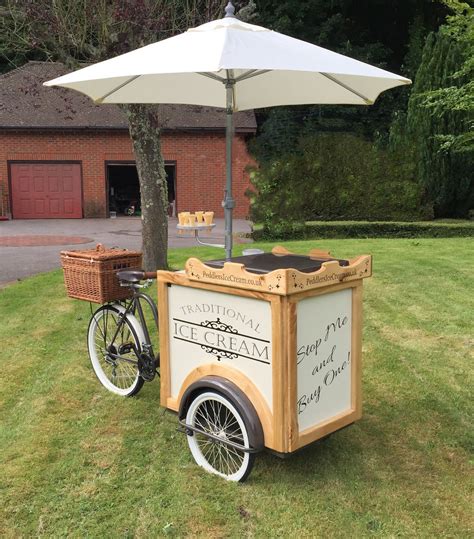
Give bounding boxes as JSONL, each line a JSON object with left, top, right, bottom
{"left": 226, "top": 427, "right": 244, "bottom": 443}
{"left": 193, "top": 415, "right": 209, "bottom": 433}
{"left": 223, "top": 445, "right": 232, "bottom": 476}
{"left": 228, "top": 445, "right": 245, "bottom": 466}
{"left": 217, "top": 443, "right": 224, "bottom": 473}
{"left": 209, "top": 399, "right": 218, "bottom": 429}
{"left": 104, "top": 308, "right": 110, "bottom": 347}
{"left": 223, "top": 414, "right": 239, "bottom": 432}
{"left": 216, "top": 401, "right": 223, "bottom": 430}
{"left": 95, "top": 315, "right": 106, "bottom": 343}
{"left": 201, "top": 441, "right": 214, "bottom": 463}
{"left": 200, "top": 403, "right": 218, "bottom": 432}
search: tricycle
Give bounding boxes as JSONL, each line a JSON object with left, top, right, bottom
{"left": 67, "top": 243, "right": 371, "bottom": 482}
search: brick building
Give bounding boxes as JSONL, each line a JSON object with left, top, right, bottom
{"left": 0, "top": 62, "right": 256, "bottom": 219}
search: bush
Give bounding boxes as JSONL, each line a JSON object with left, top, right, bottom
{"left": 252, "top": 220, "right": 474, "bottom": 241}
{"left": 247, "top": 133, "right": 428, "bottom": 227}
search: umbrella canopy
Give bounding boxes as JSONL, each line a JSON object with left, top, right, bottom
{"left": 45, "top": 2, "right": 411, "bottom": 258}
{"left": 44, "top": 10, "right": 410, "bottom": 109}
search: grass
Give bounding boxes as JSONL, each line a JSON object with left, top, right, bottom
{"left": 1, "top": 238, "right": 473, "bottom": 537}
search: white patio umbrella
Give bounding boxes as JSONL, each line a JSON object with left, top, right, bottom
{"left": 44, "top": 1, "right": 411, "bottom": 258}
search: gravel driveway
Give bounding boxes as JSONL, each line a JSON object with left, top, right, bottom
{"left": 0, "top": 217, "right": 251, "bottom": 286}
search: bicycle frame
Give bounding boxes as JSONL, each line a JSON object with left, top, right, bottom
{"left": 128, "top": 291, "right": 159, "bottom": 359}
{"left": 101, "top": 288, "right": 159, "bottom": 364}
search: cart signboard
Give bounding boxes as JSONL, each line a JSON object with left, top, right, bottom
{"left": 168, "top": 285, "right": 273, "bottom": 409}
{"left": 296, "top": 289, "right": 352, "bottom": 432}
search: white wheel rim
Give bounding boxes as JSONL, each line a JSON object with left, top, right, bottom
{"left": 88, "top": 306, "right": 143, "bottom": 396}
{"left": 186, "top": 391, "right": 251, "bottom": 481}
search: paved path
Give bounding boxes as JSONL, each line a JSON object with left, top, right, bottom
{"left": 0, "top": 217, "right": 252, "bottom": 286}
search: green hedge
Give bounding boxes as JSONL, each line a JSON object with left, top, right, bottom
{"left": 248, "top": 133, "right": 429, "bottom": 224}
{"left": 252, "top": 220, "right": 474, "bottom": 241}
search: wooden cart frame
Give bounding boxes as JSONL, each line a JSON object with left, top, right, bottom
{"left": 157, "top": 247, "right": 371, "bottom": 454}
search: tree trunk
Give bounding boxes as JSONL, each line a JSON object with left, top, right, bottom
{"left": 125, "top": 104, "right": 168, "bottom": 270}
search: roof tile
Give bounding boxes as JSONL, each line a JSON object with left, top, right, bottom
{"left": 0, "top": 62, "right": 256, "bottom": 131}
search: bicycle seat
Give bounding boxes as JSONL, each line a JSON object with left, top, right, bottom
{"left": 116, "top": 269, "right": 145, "bottom": 283}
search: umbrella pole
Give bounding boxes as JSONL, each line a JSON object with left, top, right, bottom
{"left": 223, "top": 79, "right": 235, "bottom": 260}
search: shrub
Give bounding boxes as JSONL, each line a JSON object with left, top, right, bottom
{"left": 247, "top": 133, "right": 427, "bottom": 227}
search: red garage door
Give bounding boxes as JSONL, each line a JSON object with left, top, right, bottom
{"left": 10, "top": 163, "right": 82, "bottom": 219}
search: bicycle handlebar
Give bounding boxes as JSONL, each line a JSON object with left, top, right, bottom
{"left": 143, "top": 271, "right": 157, "bottom": 280}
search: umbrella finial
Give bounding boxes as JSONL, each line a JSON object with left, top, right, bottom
{"left": 224, "top": 1, "right": 236, "bottom": 18}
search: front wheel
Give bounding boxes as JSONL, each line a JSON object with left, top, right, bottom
{"left": 186, "top": 391, "right": 255, "bottom": 482}
{"left": 87, "top": 304, "right": 144, "bottom": 396}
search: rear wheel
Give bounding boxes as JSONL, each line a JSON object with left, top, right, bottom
{"left": 186, "top": 391, "right": 255, "bottom": 482}
{"left": 87, "top": 305, "right": 144, "bottom": 396}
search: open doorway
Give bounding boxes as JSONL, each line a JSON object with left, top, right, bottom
{"left": 107, "top": 162, "right": 176, "bottom": 217}
{"left": 107, "top": 164, "right": 139, "bottom": 216}
{"left": 166, "top": 163, "right": 176, "bottom": 217}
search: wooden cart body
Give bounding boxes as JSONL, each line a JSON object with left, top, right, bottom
{"left": 157, "top": 247, "right": 372, "bottom": 454}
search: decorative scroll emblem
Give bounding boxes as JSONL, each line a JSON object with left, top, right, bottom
{"left": 200, "top": 345, "right": 238, "bottom": 361}
{"left": 199, "top": 318, "right": 238, "bottom": 360}
{"left": 200, "top": 318, "right": 238, "bottom": 334}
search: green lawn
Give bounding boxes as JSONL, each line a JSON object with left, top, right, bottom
{"left": 1, "top": 238, "right": 473, "bottom": 537}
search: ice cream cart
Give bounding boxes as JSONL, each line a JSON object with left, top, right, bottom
{"left": 47, "top": 0, "right": 408, "bottom": 484}
{"left": 157, "top": 245, "right": 371, "bottom": 481}
{"left": 63, "top": 238, "right": 371, "bottom": 481}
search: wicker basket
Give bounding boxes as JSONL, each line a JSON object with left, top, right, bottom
{"left": 60, "top": 244, "right": 143, "bottom": 303}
